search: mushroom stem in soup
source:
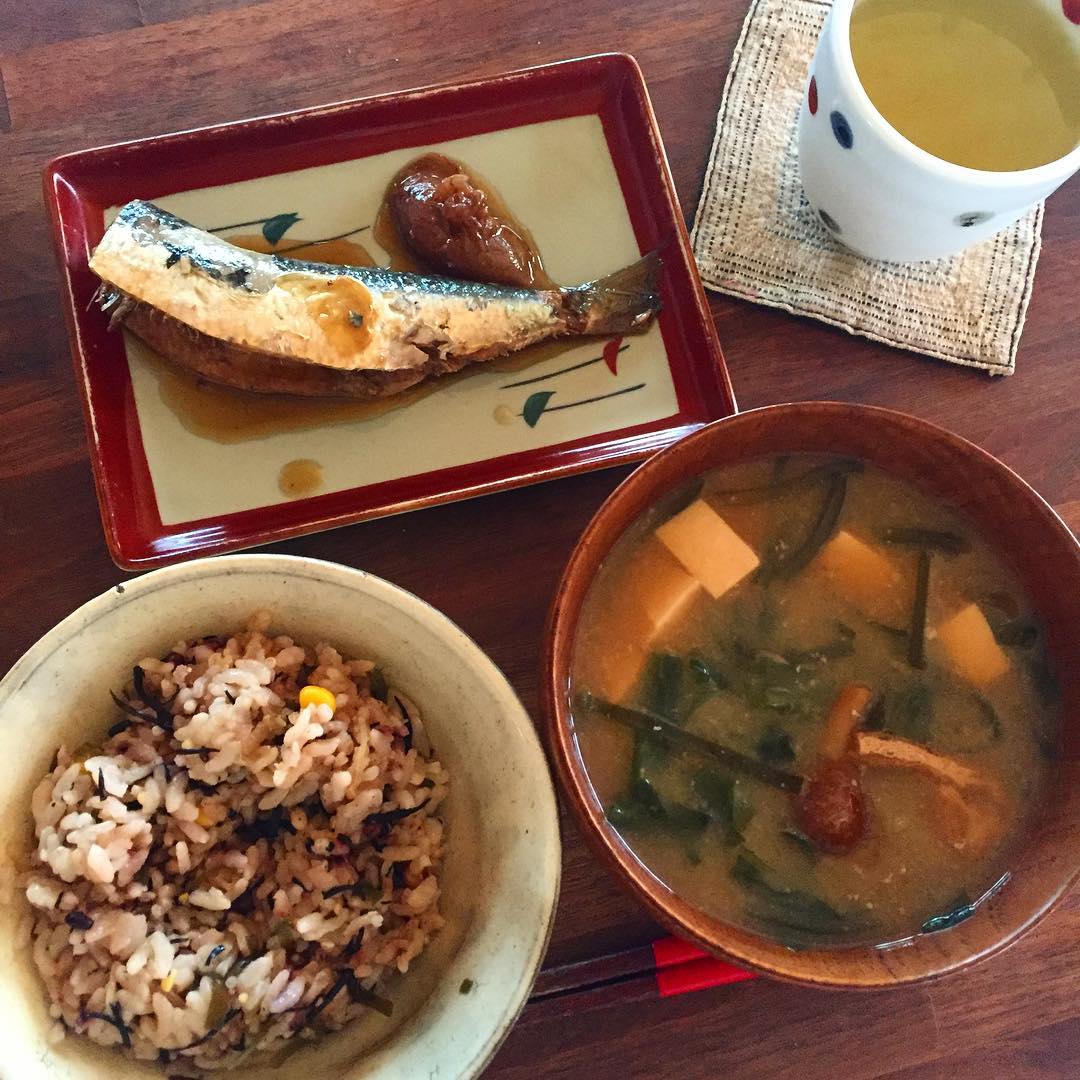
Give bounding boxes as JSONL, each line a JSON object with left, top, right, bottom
{"left": 571, "top": 454, "right": 1058, "bottom": 947}
{"left": 795, "top": 684, "right": 875, "bottom": 855}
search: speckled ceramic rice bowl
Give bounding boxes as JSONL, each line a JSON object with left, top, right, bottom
{"left": 0, "top": 555, "right": 560, "bottom": 1080}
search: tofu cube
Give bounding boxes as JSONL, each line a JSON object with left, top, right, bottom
{"left": 815, "top": 529, "right": 906, "bottom": 623}
{"left": 579, "top": 542, "right": 702, "bottom": 703}
{"left": 578, "top": 542, "right": 704, "bottom": 704}
{"left": 936, "top": 603, "right": 1010, "bottom": 688}
{"left": 656, "top": 500, "right": 760, "bottom": 600}
{"left": 582, "top": 637, "right": 649, "bottom": 706}
{"left": 630, "top": 539, "right": 704, "bottom": 637}
{"left": 578, "top": 595, "right": 652, "bottom": 705}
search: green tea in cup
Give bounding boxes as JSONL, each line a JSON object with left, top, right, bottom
{"left": 850, "top": 0, "right": 1080, "bottom": 171}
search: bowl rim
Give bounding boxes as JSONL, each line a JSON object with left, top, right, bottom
{"left": 542, "top": 401, "right": 1080, "bottom": 989}
{"left": 1, "top": 552, "right": 562, "bottom": 1078}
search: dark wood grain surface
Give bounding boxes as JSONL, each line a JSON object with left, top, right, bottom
{"left": 1, "top": 1, "right": 1077, "bottom": 1076}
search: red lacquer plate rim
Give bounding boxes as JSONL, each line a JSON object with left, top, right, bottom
{"left": 43, "top": 52, "right": 735, "bottom": 570}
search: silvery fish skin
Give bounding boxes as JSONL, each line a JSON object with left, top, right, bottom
{"left": 89, "top": 200, "right": 661, "bottom": 398}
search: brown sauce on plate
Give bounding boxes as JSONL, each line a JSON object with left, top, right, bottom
{"left": 151, "top": 335, "right": 576, "bottom": 444}
{"left": 278, "top": 458, "right": 325, "bottom": 499}
{"left": 371, "top": 204, "right": 426, "bottom": 275}
{"left": 226, "top": 234, "right": 378, "bottom": 267}
{"left": 152, "top": 357, "right": 428, "bottom": 443}
{"left": 150, "top": 162, "right": 575, "bottom": 445}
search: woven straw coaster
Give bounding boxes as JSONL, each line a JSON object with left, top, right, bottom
{"left": 690, "top": 0, "right": 1043, "bottom": 375}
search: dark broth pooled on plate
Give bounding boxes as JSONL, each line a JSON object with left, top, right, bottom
{"left": 147, "top": 154, "right": 584, "bottom": 445}
{"left": 571, "top": 455, "right": 1059, "bottom": 947}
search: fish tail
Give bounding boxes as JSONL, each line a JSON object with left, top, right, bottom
{"left": 560, "top": 250, "right": 662, "bottom": 336}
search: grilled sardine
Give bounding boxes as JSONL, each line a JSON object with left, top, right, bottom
{"left": 90, "top": 200, "right": 661, "bottom": 399}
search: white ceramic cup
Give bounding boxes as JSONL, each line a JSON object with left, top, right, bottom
{"left": 798, "top": 0, "right": 1080, "bottom": 262}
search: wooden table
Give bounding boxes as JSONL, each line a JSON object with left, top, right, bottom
{"left": 2, "top": 2, "right": 1078, "bottom": 1076}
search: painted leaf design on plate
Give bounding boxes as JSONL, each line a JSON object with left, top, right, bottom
{"left": 603, "top": 337, "right": 624, "bottom": 375}
{"left": 522, "top": 391, "right": 555, "bottom": 428}
{"left": 262, "top": 212, "right": 302, "bottom": 246}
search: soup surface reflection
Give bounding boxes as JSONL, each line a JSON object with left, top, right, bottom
{"left": 571, "top": 455, "right": 1058, "bottom": 947}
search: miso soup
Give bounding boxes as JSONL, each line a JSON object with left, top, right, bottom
{"left": 571, "top": 456, "right": 1058, "bottom": 947}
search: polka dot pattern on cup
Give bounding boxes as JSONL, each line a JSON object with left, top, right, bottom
{"left": 1063, "top": 0, "right": 1080, "bottom": 25}
{"left": 818, "top": 208, "right": 842, "bottom": 233}
{"left": 830, "top": 110, "right": 853, "bottom": 149}
{"left": 808, "top": 75, "right": 818, "bottom": 116}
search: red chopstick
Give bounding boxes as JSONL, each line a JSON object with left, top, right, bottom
{"left": 528, "top": 934, "right": 758, "bottom": 1014}
{"left": 650, "top": 936, "right": 757, "bottom": 997}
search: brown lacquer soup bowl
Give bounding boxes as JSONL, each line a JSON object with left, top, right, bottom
{"left": 542, "top": 403, "right": 1080, "bottom": 988}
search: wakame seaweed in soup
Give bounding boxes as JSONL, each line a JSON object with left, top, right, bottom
{"left": 570, "top": 455, "right": 1058, "bottom": 948}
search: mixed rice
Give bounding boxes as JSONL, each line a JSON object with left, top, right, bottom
{"left": 23, "top": 613, "right": 447, "bottom": 1069}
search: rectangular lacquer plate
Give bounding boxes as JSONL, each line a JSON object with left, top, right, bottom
{"left": 44, "top": 53, "right": 735, "bottom": 568}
